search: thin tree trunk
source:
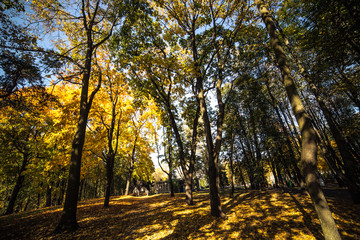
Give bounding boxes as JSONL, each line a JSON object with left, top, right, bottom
{"left": 23, "top": 197, "right": 31, "bottom": 211}
{"left": 169, "top": 171, "right": 175, "bottom": 197}
{"left": 37, "top": 194, "right": 41, "bottom": 209}
{"left": 255, "top": 1, "right": 341, "bottom": 239}
{"left": 186, "top": 105, "right": 200, "bottom": 204}
{"left": 237, "top": 161, "right": 247, "bottom": 189}
{"left": 125, "top": 135, "right": 137, "bottom": 196}
{"left": 104, "top": 156, "right": 114, "bottom": 207}
{"left": 45, "top": 184, "right": 52, "bottom": 207}
{"left": 229, "top": 130, "right": 235, "bottom": 197}
{"left": 78, "top": 179, "right": 84, "bottom": 201}
{"left": 197, "top": 74, "right": 224, "bottom": 217}
{"left": 57, "top": 180, "right": 66, "bottom": 205}
{"left": 5, "top": 154, "right": 28, "bottom": 215}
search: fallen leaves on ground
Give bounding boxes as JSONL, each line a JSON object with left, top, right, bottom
{"left": 1, "top": 189, "right": 359, "bottom": 239}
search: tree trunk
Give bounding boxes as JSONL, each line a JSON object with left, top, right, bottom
{"left": 166, "top": 104, "right": 194, "bottom": 205}
{"left": 54, "top": 38, "right": 100, "bottom": 232}
{"left": 125, "top": 136, "right": 137, "bottom": 196}
{"left": 5, "top": 154, "right": 28, "bottom": 215}
{"left": 57, "top": 180, "right": 66, "bottom": 205}
{"left": 37, "top": 193, "right": 41, "bottom": 209}
{"left": 104, "top": 156, "right": 114, "bottom": 207}
{"left": 313, "top": 90, "right": 360, "bottom": 203}
{"left": 125, "top": 175, "right": 131, "bottom": 195}
{"left": 237, "top": 161, "right": 247, "bottom": 189}
{"left": 169, "top": 172, "right": 175, "bottom": 197}
{"left": 197, "top": 77, "right": 224, "bottom": 217}
{"left": 186, "top": 105, "right": 200, "bottom": 204}
{"left": 23, "top": 197, "right": 31, "bottom": 211}
{"left": 78, "top": 179, "right": 85, "bottom": 201}
{"left": 275, "top": 16, "right": 360, "bottom": 203}
{"left": 229, "top": 130, "right": 235, "bottom": 197}
{"left": 45, "top": 184, "right": 52, "bottom": 207}
{"left": 255, "top": 1, "right": 341, "bottom": 239}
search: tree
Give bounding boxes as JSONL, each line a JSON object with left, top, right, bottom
{"left": 0, "top": 87, "right": 56, "bottom": 215}
{"left": 255, "top": 1, "right": 341, "bottom": 239}
{"left": 116, "top": 13, "right": 201, "bottom": 205}
{"left": 157, "top": 124, "right": 177, "bottom": 197}
{"left": 90, "top": 52, "right": 129, "bottom": 207}
{"left": 0, "top": 1, "right": 45, "bottom": 100}
{"left": 124, "top": 98, "right": 158, "bottom": 195}
{"left": 30, "top": 0, "right": 132, "bottom": 232}
{"left": 152, "top": 0, "right": 246, "bottom": 217}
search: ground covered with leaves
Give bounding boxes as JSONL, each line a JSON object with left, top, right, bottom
{"left": 1, "top": 189, "right": 359, "bottom": 239}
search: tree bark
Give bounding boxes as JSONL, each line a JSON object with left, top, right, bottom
{"left": 255, "top": 1, "right": 341, "bottom": 239}
{"left": 104, "top": 155, "right": 114, "bottom": 207}
{"left": 276, "top": 18, "right": 360, "bottom": 203}
{"left": 55, "top": 23, "right": 101, "bottom": 234}
{"left": 229, "top": 130, "right": 235, "bottom": 197}
{"left": 197, "top": 75, "right": 224, "bottom": 217}
{"left": 5, "top": 154, "right": 28, "bottom": 215}
{"left": 45, "top": 184, "right": 52, "bottom": 207}
{"left": 125, "top": 135, "right": 137, "bottom": 196}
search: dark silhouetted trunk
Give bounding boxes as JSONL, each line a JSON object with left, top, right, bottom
{"left": 103, "top": 85, "right": 121, "bottom": 207}
{"left": 23, "top": 197, "right": 31, "bottom": 211}
{"left": 5, "top": 154, "right": 28, "bottom": 215}
{"left": 45, "top": 184, "right": 52, "bottom": 207}
{"left": 229, "top": 130, "right": 235, "bottom": 197}
{"left": 55, "top": 23, "right": 102, "bottom": 234}
{"left": 196, "top": 74, "right": 224, "bottom": 217}
{"left": 104, "top": 156, "right": 114, "bottom": 207}
{"left": 57, "top": 180, "right": 66, "bottom": 205}
{"left": 168, "top": 172, "right": 174, "bottom": 197}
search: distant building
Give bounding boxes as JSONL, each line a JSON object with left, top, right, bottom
{"left": 155, "top": 180, "right": 169, "bottom": 194}
{"left": 153, "top": 179, "right": 184, "bottom": 194}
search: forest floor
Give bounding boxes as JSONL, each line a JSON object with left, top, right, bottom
{"left": 1, "top": 188, "right": 360, "bottom": 240}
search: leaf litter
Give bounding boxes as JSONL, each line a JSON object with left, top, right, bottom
{"left": 0, "top": 189, "right": 359, "bottom": 239}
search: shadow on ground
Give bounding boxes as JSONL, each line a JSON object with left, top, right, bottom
{"left": 1, "top": 189, "right": 359, "bottom": 239}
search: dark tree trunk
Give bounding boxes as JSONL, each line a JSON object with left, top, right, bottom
{"left": 166, "top": 105, "right": 195, "bottom": 205}
{"left": 57, "top": 180, "right": 66, "bottom": 205}
{"left": 197, "top": 75, "right": 224, "bottom": 217}
{"left": 37, "top": 193, "right": 41, "bottom": 209}
{"left": 23, "top": 197, "right": 31, "bottom": 211}
{"left": 55, "top": 34, "right": 100, "bottom": 233}
{"left": 237, "top": 162, "right": 247, "bottom": 189}
{"left": 45, "top": 184, "right": 52, "bottom": 207}
{"left": 186, "top": 105, "right": 200, "bottom": 204}
{"left": 256, "top": 1, "right": 341, "bottom": 239}
{"left": 5, "top": 154, "right": 28, "bottom": 215}
{"left": 229, "top": 130, "right": 235, "bottom": 197}
{"left": 104, "top": 155, "right": 114, "bottom": 207}
{"left": 168, "top": 172, "right": 175, "bottom": 197}
{"left": 78, "top": 179, "right": 85, "bottom": 201}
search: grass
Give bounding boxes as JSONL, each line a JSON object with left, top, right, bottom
{"left": 1, "top": 189, "right": 359, "bottom": 239}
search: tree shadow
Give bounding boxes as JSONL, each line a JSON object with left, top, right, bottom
{"left": 1, "top": 190, "right": 360, "bottom": 239}
{"left": 288, "top": 192, "right": 323, "bottom": 240}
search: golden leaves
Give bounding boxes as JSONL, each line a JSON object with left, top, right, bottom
{"left": 1, "top": 190, "right": 360, "bottom": 240}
